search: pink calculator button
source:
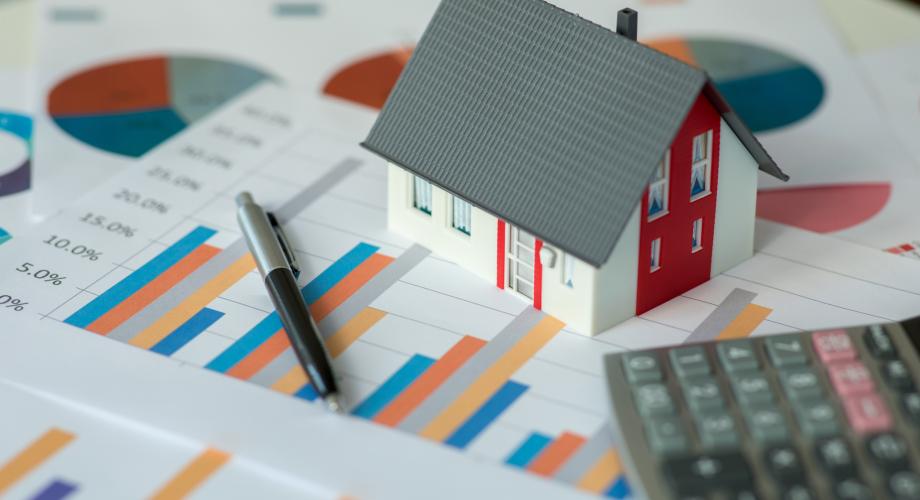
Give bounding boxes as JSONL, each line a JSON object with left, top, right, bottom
{"left": 813, "top": 330, "right": 856, "bottom": 363}
{"left": 829, "top": 361, "right": 875, "bottom": 396}
{"left": 843, "top": 393, "right": 892, "bottom": 434}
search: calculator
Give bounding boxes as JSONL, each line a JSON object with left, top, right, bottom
{"left": 603, "top": 317, "right": 920, "bottom": 500}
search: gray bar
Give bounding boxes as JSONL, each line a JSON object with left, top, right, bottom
{"left": 108, "top": 240, "right": 249, "bottom": 342}
{"left": 684, "top": 288, "right": 757, "bottom": 344}
{"left": 317, "top": 244, "right": 429, "bottom": 337}
{"left": 398, "top": 307, "right": 545, "bottom": 433}
{"left": 108, "top": 160, "right": 357, "bottom": 343}
{"left": 274, "top": 158, "right": 362, "bottom": 222}
{"left": 554, "top": 424, "right": 617, "bottom": 483}
{"left": 274, "top": 2, "right": 323, "bottom": 17}
{"left": 50, "top": 7, "right": 101, "bottom": 22}
{"left": 250, "top": 349, "right": 299, "bottom": 387}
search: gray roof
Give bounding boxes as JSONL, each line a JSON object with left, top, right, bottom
{"left": 362, "top": 0, "right": 787, "bottom": 268}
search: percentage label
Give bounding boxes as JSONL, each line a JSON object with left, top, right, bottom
{"left": 16, "top": 263, "right": 66, "bottom": 285}
{"left": 0, "top": 295, "right": 27, "bottom": 311}
{"left": 147, "top": 166, "right": 202, "bottom": 192}
{"left": 43, "top": 235, "right": 102, "bottom": 261}
{"left": 180, "top": 145, "right": 232, "bottom": 169}
{"left": 114, "top": 188, "right": 170, "bottom": 214}
{"left": 79, "top": 212, "right": 137, "bottom": 238}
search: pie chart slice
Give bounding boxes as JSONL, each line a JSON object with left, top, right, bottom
{"left": 0, "top": 111, "right": 31, "bottom": 197}
{"left": 645, "top": 38, "right": 824, "bottom": 133}
{"left": 48, "top": 56, "right": 271, "bottom": 157}
{"left": 323, "top": 49, "right": 413, "bottom": 110}
{"left": 756, "top": 183, "right": 891, "bottom": 233}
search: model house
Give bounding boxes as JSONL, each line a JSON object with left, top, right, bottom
{"left": 362, "top": 0, "right": 788, "bottom": 335}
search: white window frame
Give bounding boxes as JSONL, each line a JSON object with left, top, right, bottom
{"left": 647, "top": 150, "right": 670, "bottom": 221}
{"left": 450, "top": 195, "right": 472, "bottom": 236}
{"left": 691, "top": 218, "right": 703, "bottom": 253}
{"left": 650, "top": 238, "right": 662, "bottom": 273}
{"left": 411, "top": 174, "right": 433, "bottom": 216}
{"left": 562, "top": 253, "right": 575, "bottom": 289}
{"left": 690, "top": 131, "right": 713, "bottom": 202}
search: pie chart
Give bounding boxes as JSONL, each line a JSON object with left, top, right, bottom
{"left": 645, "top": 38, "right": 824, "bottom": 132}
{"left": 323, "top": 48, "right": 413, "bottom": 110}
{"left": 0, "top": 111, "right": 31, "bottom": 197}
{"left": 48, "top": 55, "right": 272, "bottom": 157}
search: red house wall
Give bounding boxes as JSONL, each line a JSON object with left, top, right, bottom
{"left": 636, "top": 92, "right": 721, "bottom": 315}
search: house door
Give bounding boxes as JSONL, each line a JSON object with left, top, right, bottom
{"left": 506, "top": 226, "right": 536, "bottom": 300}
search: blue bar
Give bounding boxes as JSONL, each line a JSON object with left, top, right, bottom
{"left": 151, "top": 308, "right": 224, "bottom": 356}
{"left": 204, "top": 242, "right": 378, "bottom": 373}
{"left": 64, "top": 226, "right": 216, "bottom": 328}
{"left": 30, "top": 479, "right": 78, "bottom": 500}
{"left": 445, "top": 381, "right": 527, "bottom": 449}
{"left": 605, "top": 477, "right": 631, "bottom": 499}
{"left": 505, "top": 432, "right": 552, "bottom": 468}
{"left": 294, "top": 384, "right": 318, "bottom": 401}
{"left": 351, "top": 355, "right": 434, "bottom": 419}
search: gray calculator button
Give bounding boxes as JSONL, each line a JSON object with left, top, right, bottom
{"left": 883, "top": 360, "right": 914, "bottom": 392}
{"left": 766, "top": 335, "right": 809, "bottom": 367}
{"left": 744, "top": 407, "right": 789, "bottom": 444}
{"left": 782, "top": 484, "right": 816, "bottom": 500}
{"left": 670, "top": 346, "right": 711, "bottom": 379}
{"left": 634, "top": 383, "right": 675, "bottom": 416}
{"left": 815, "top": 437, "right": 857, "bottom": 478}
{"left": 833, "top": 478, "right": 872, "bottom": 500}
{"left": 717, "top": 340, "right": 759, "bottom": 373}
{"left": 866, "top": 324, "right": 897, "bottom": 359}
{"left": 903, "top": 392, "right": 920, "bottom": 423}
{"left": 780, "top": 368, "right": 823, "bottom": 401}
{"left": 867, "top": 432, "right": 910, "bottom": 471}
{"left": 794, "top": 401, "right": 839, "bottom": 438}
{"left": 682, "top": 378, "right": 724, "bottom": 413}
{"left": 622, "top": 352, "right": 663, "bottom": 383}
{"left": 646, "top": 417, "right": 689, "bottom": 455}
{"left": 889, "top": 471, "right": 920, "bottom": 499}
{"left": 697, "top": 412, "right": 739, "bottom": 449}
{"left": 732, "top": 374, "right": 774, "bottom": 405}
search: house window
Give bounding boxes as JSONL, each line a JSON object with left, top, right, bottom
{"left": 691, "top": 218, "right": 703, "bottom": 252}
{"left": 690, "top": 131, "right": 712, "bottom": 200}
{"left": 451, "top": 195, "right": 472, "bottom": 235}
{"left": 562, "top": 253, "right": 575, "bottom": 289}
{"left": 648, "top": 151, "right": 670, "bottom": 220}
{"left": 412, "top": 175, "right": 432, "bottom": 215}
{"left": 650, "top": 238, "right": 661, "bottom": 272}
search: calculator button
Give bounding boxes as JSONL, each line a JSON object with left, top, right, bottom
{"left": 662, "top": 452, "right": 752, "bottom": 495}
{"left": 865, "top": 324, "right": 897, "bottom": 359}
{"left": 813, "top": 329, "right": 856, "bottom": 363}
{"left": 646, "top": 417, "right": 689, "bottom": 456}
{"left": 902, "top": 392, "right": 920, "bottom": 423}
{"left": 833, "top": 478, "right": 873, "bottom": 500}
{"left": 634, "top": 383, "right": 676, "bottom": 416}
{"left": 781, "top": 484, "right": 816, "bottom": 500}
{"left": 670, "top": 346, "right": 711, "bottom": 379}
{"left": 780, "top": 368, "right": 823, "bottom": 402}
{"left": 794, "top": 401, "right": 839, "bottom": 438}
{"left": 717, "top": 340, "right": 759, "bottom": 373}
{"left": 730, "top": 488, "right": 762, "bottom": 500}
{"left": 844, "top": 393, "right": 892, "bottom": 435}
{"left": 815, "top": 437, "right": 857, "bottom": 479}
{"left": 828, "top": 361, "right": 875, "bottom": 397}
{"left": 622, "top": 352, "right": 663, "bottom": 383}
{"left": 764, "top": 446, "right": 805, "bottom": 485}
{"left": 883, "top": 360, "right": 915, "bottom": 392}
{"left": 743, "top": 406, "right": 789, "bottom": 445}
{"left": 766, "top": 335, "right": 809, "bottom": 368}
{"left": 696, "top": 412, "right": 739, "bottom": 449}
{"left": 888, "top": 470, "right": 920, "bottom": 499}
{"left": 731, "top": 374, "right": 774, "bottom": 405}
{"left": 866, "top": 432, "right": 911, "bottom": 471}
{"left": 682, "top": 378, "right": 725, "bottom": 413}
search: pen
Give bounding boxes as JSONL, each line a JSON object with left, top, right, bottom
{"left": 236, "top": 192, "right": 343, "bottom": 413}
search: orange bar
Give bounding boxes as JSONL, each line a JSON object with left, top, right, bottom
{"left": 150, "top": 448, "right": 230, "bottom": 500}
{"left": 226, "top": 329, "right": 291, "bottom": 380}
{"left": 310, "top": 253, "right": 393, "bottom": 321}
{"left": 273, "top": 365, "right": 309, "bottom": 395}
{"left": 577, "top": 449, "right": 623, "bottom": 493}
{"left": 374, "top": 335, "right": 486, "bottom": 427}
{"left": 718, "top": 304, "right": 772, "bottom": 340}
{"left": 0, "top": 428, "right": 75, "bottom": 495}
{"left": 527, "top": 432, "right": 587, "bottom": 477}
{"left": 88, "top": 245, "right": 220, "bottom": 335}
{"left": 327, "top": 307, "right": 387, "bottom": 358}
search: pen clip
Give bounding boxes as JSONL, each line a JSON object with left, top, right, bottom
{"left": 267, "top": 212, "right": 301, "bottom": 279}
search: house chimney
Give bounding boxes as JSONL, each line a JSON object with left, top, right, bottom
{"left": 617, "top": 8, "right": 638, "bottom": 41}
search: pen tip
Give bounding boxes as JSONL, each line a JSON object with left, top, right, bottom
{"left": 323, "top": 394, "right": 345, "bottom": 414}
{"left": 236, "top": 191, "right": 254, "bottom": 207}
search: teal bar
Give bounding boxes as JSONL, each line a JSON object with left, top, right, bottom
{"left": 351, "top": 355, "right": 434, "bottom": 419}
{"left": 505, "top": 433, "right": 552, "bottom": 468}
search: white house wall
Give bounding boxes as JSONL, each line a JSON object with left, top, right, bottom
{"left": 590, "top": 206, "right": 640, "bottom": 335}
{"left": 711, "top": 118, "right": 758, "bottom": 277}
{"left": 539, "top": 243, "right": 596, "bottom": 335}
{"left": 387, "top": 163, "right": 497, "bottom": 284}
